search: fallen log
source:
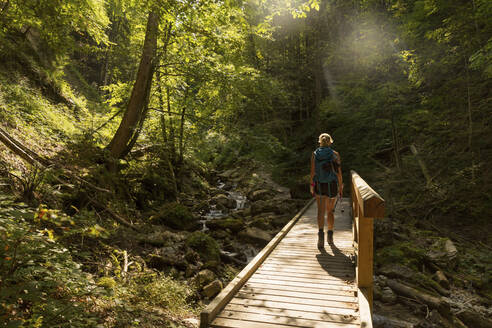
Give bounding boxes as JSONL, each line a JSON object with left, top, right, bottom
{"left": 387, "top": 279, "right": 450, "bottom": 317}
{"left": 88, "top": 198, "right": 139, "bottom": 231}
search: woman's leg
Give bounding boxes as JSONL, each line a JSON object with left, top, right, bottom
{"left": 316, "top": 195, "right": 326, "bottom": 229}
{"left": 325, "top": 197, "right": 336, "bottom": 231}
{"left": 316, "top": 195, "right": 326, "bottom": 248}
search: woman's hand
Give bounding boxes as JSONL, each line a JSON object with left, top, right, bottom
{"left": 310, "top": 184, "right": 314, "bottom": 197}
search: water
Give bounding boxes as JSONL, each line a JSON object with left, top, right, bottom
{"left": 200, "top": 180, "right": 247, "bottom": 231}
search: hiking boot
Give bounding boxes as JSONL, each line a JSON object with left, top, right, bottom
{"left": 327, "top": 230, "right": 334, "bottom": 244}
{"left": 317, "top": 231, "right": 324, "bottom": 249}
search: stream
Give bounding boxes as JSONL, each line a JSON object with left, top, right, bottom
{"left": 199, "top": 180, "right": 258, "bottom": 263}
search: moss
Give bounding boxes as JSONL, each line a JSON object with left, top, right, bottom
{"left": 185, "top": 231, "right": 220, "bottom": 263}
{"left": 207, "top": 217, "right": 244, "bottom": 233}
{"left": 376, "top": 241, "right": 426, "bottom": 271}
{"left": 153, "top": 202, "right": 197, "bottom": 231}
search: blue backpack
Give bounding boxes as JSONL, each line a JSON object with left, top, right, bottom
{"left": 314, "top": 147, "right": 338, "bottom": 183}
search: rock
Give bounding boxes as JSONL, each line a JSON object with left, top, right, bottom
{"left": 426, "top": 238, "right": 458, "bottom": 268}
{"left": 136, "top": 229, "right": 182, "bottom": 246}
{"left": 250, "top": 200, "right": 276, "bottom": 215}
{"left": 153, "top": 202, "right": 198, "bottom": 231}
{"left": 444, "top": 239, "right": 457, "bottom": 258}
{"left": 185, "top": 231, "right": 220, "bottom": 263}
{"left": 250, "top": 217, "right": 272, "bottom": 230}
{"left": 218, "top": 169, "right": 237, "bottom": 179}
{"left": 146, "top": 253, "right": 186, "bottom": 270}
{"left": 248, "top": 189, "right": 272, "bottom": 202}
{"left": 271, "top": 215, "right": 291, "bottom": 228}
{"left": 434, "top": 270, "right": 450, "bottom": 289}
{"left": 381, "top": 286, "right": 397, "bottom": 304}
{"left": 207, "top": 217, "right": 244, "bottom": 233}
{"left": 238, "top": 227, "right": 272, "bottom": 246}
{"left": 202, "top": 279, "right": 223, "bottom": 298}
{"left": 380, "top": 263, "right": 416, "bottom": 280}
{"left": 211, "top": 194, "right": 236, "bottom": 209}
{"left": 196, "top": 269, "right": 215, "bottom": 286}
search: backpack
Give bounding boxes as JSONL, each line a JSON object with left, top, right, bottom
{"left": 313, "top": 147, "right": 338, "bottom": 184}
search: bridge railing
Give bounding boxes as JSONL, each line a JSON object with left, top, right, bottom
{"left": 350, "top": 170, "right": 385, "bottom": 321}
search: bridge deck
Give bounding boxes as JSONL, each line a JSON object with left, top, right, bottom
{"left": 210, "top": 199, "right": 359, "bottom": 328}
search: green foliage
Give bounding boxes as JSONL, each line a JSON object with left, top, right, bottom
{"left": 185, "top": 231, "right": 220, "bottom": 264}
{"left": 153, "top": 202, "right": 197, "bottom": 231}
{"left": 0, "top": 211, "right": 102, "bottom": 327}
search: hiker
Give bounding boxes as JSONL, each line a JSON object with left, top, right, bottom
{"left": 310, "top": 133, "right": 343, "bottom": 248}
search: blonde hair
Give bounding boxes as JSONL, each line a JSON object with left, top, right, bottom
{"left": 318, "top": 133, "right": 333, "bottom": 147}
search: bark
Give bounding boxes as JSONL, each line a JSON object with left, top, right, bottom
{"left": 386, "top": 279, "right": 450, "bottom": 317}
{"left": 107, "top": 11, "right": 159, "bottom": 160}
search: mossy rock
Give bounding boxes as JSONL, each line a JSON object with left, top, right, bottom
{"left": 250, "top": 217, "right": 271, "bottom": 230}
{"left": 153, "top": 202, "right": 198, "bottom": 231}
{"left": 376, "top": 242, "right": 425, "bottom": 271}
{"left": 186, "top": 231, "right": 220, "bottom": 263}
{"left": 207, "top": 217, "right": 244, "bottom": 233}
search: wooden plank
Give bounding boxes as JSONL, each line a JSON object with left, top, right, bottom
{"left": 234, "top": 292, "right": 358, "bottom": 309}
{"left": 257, "top": 264, "right": 352, "bottom": 277}
{"left": 264, "top": 259, "right": 355, "bottom": 271}
{"left": 267, "top": 254, "right": 354, "bottom": 265}
{"left": 358, "top": 287, "right": 373, "bottom": 328}
{"left": 255, "top": 269, "right": 355, "bottom": 282}
{"left": 239, "top": 286, "right": 357, "bottom": 303}
{"left": 227, "top": 297, "right": 358, "bottom": 316}
{"left": 247, "top": 277, "right": 356, "bottom": 291}
{"left": 222, "top": 304, "right": 359, "bottom": 324}
{"left": 243, "top": 282, "right": 356, "bottom": 297}
{"left": 214, "top": 311, "right": 360, "bottom": 328}
{"left": 200, "top": 198, "right": 315, "bottom": 328}
{"left": 252, "top": 273, "right": 353, "bottom": 286}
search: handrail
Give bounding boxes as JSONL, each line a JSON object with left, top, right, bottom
{"left": 351, "top": 170, "right": 385, "bottom": 315}
{"left": 199, "top": 198, "right": 315, "bottom": 328}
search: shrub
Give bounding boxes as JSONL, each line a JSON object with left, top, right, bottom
{"left": 0, "top": 212, "right": 102, "bottom": 327}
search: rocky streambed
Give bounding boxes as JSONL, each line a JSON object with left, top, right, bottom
{"left": 129, "top": 165, "right": 306, "bottom": 301}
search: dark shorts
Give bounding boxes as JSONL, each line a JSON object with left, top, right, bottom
{"left": 315, "top": 181, "right": 338, "bottom": 198}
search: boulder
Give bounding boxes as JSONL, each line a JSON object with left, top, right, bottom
{"left": 185, "top": 231, "right": 220, "bottom": 263}
{"left": 239, "top": 227, "right": 272, "bottom": 246}
{"left": 426, "top": 238, "right": 458, "bottom": 268}
{"left": 211, "top": 194, "right": 236, "bottom": 209}
{"left": 381, "top": 286, "right": 397, "bottom": 304}
{"left": 153, "top": 202, "right": 198, "bottom": 231}
{"left": 250, "top": 217, "right": 272, "bottom": 230}
{"left": 379, "top": 263, "right": 416, "bottom": 280}
{"left": 196, "top": 269, "right": 215, "bottom": 286}
{"left": 218, "top": 169, "right": 237, "bottom": 179}
{"left": 248, "top": 189, "right": 273, "bottom": 202}
{"left": 250, "top": 200, "right": 276, "bottom": 215}
{"left": 202, "top": 279, "right": 223, "bottom": 298}
{"left": 206, "top": 217, "right": 244, "bottom": 233}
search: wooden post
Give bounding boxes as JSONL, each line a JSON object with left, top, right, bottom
{"left": 357, "top": 214, "right": 374, "bottom": 308}
{"left": 351, "top": 170, "right": 385, "bottom": 313}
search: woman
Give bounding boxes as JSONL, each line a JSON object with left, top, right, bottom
{"left": 310, "top": 133, "right": 343, "bottom": 248}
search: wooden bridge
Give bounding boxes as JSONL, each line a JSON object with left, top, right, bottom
{"left": 200, "top": 171, "right": 385, "bottom": 328}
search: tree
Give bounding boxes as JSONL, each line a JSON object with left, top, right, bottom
{"left": 107, "top": 11, "right": 159, "bottom": 161}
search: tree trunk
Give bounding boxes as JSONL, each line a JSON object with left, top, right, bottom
{"left": 107, "top": 11, "right": 159, "bottom": 160}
